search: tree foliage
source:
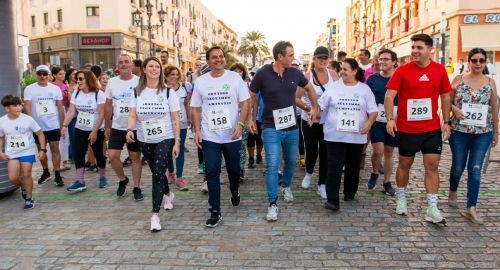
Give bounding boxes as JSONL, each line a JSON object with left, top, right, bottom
{"left": 238, "top": 31, "right": 270, "bottom": 68}
{"left": 203, "top": 42, "right": 238, "bottom": 69}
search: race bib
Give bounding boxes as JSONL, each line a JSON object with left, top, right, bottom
{"left": 179, "top": 110, "right": 186, "bottom": 123}
{"left": 142, "top": 118, "right": 167, "bottom": 142}
{"left": 76, "top": 112, "right": 94, "bottom": 129}
{"left": 273, "top": 106, "right": 296, "bottom": 130}
{"left": 208, "top": 108, "right": 232, "bottom": 131}
{"left": 337, "top": 111, "right": 359, "bottom": 132}
{"left": 460, "top": 103, "right": 488, "bottom": 127}
{"left": 6, "top": 134, "right": 29, "bottom": 153}
{"left": 115, "top": 99, "right": 130, "bottom": 118}
{"left": 407, "top": 98, "right": 432, "bottom": 121}
{"left": 376, "top": 104, "right": 398, "bottom": 123}
{"left": 35, "top": 100, "right": 56, "bottom": 117}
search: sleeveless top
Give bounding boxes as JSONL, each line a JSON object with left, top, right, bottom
{"left": 301, "top": 69, "right": 334, "bottom": 122}
{"left": 451, "top": 75, "right": 494, "bottom": 134}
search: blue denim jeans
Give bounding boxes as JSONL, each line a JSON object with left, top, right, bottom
{"left": 449, "top": 130, "right": 492, "bottom": 209}
{"left": 167, "top": 128, "right": 187, "bottom": 178}
{"left": 262, "top": 128, "right": 299, "bottom": 205}
{"left": 202, "top": 139, "right": 241, "bottom": 214}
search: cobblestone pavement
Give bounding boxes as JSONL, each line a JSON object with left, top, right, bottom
{"left": 0, "top": 138, "right": 499, "bottom": 269}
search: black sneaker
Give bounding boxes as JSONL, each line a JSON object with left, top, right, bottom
{"left": 54, "top": 175, "right": 65, "bottom": 187}
{"left": 256, "top": 154, "right": 262, "bottom": 164}
{"left": 344, "top": 196, "right": 355, "bottom": 201}
{"left": 116, "top": 177, "right": 129, "bottom": 197}
{"left": 239, "top": 169, "right": 245, "bottom": 183}
{"left": 133, "top": 187, "right": 144, "bottom": 201}
{"left": 37, "top": 172, "right": 51, "bottom": 184}
{"left": 367, "top": 173, "right": 378, "bottom": 190}
{"left": 231, "top": 191, "right": 240, "bottom": 206}
{"left": 205, "top": 213, "right": 222, "bottom": 228}
{"left": 248, "top": 157, "right": 254, "bottom": 169}
{"left": 383, "top": 182, "right": 395, "bottom": 196}
{"left": 86, "top": 164, "right": 98, "bottom": 172}
{"left": 324, "top": 201, "right": 339, "bottom": 211}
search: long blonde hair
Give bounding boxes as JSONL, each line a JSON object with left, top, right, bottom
{"left": 136, "top": 56, "right": 167, "bottom": 96}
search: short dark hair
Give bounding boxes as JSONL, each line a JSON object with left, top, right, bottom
{"left": 378, "top": 49, "right": 397, "bottom": 62}
{"left": 1, "top": 95, "right": 22, "bottom": 107}
{"left": 206, "top": 46, "right": 224, "bottom": 61}
{"left": 329, "top": 60, "right": 341, "bottom": 73}
{"left": 411, "top": 33, "right": 433, "bottom": 47}
{"left": 272, "top": 41, "right": 293, "bottom": 60}
{"left": 337, "top": 51, "right": 347, "bottom": 59}
{"left": 343, "top": 58, "right": 365, "bottom": 83}
{"left": 133, "top": 59, "right": 143, "bottom": 68}
{"left": 161, "top": 50, "right": 169, "bottom": 56}
{"left": 90, "top": 65, "right": 102, "bottom": 78}
{"left": 360, "top": 49, "right": 371, "bottom": 59}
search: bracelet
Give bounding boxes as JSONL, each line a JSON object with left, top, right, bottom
{"left": 238, "top": 121, "right": 245, "bottom": 128}
{"left": 126, "top": 129, "right": 133, "bottom": 132}
{"left": 39, "top": 149, "right": 47, "bottom": 153}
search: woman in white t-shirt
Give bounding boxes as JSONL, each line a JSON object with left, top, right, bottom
{"left": 0, "top": 95, "right": 46, "bottom": 209}
{"left": 62, "top": 70, "right": 107, "bottom": 193}
{"left": 164, "top": 65, "right": 191, "bottom": 191}
{"left": 126, "top": 57, "right": 181, "bottom": 232}
{"left": 318, "top": 58, "right": 378, "bottom": 211}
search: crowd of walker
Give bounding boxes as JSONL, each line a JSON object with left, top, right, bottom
{"left": 1, "top": 33, "right": 497, "bottom": 231}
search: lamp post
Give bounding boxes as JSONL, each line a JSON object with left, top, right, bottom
{"left": 362, "top": 13, "right": 368, "bottom": 49}
{"left": 132, "top": 0, "right": 167, "bottom": 57}
{"left": 439, "top": 12, "right": 446, "bottom": 65}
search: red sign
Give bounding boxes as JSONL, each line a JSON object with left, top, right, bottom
{"left": 81, "top": 36, "right": 112, "bottom": 45}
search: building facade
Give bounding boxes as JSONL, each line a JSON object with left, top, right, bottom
{"left": 28, "top": 0, "right": 237, "bottom": 72}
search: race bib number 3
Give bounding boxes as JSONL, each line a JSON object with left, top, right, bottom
{"left": 273, "top": 106, "right": 296, "bottom": 130}
{"left": 6, "top": 134, "right": 29, "bottom": 153}
{"left": 115, "top": 100, "right": 130, "bottom": 117}
{"left": 142, "top": 119, "right": 167, "bottom": 142}
{"left": 337, "top": 111, "right": 359, "bottom": 132}
{"left": 76, "top": 112, "right": 94, "bottom": 129}
{"left": 407, "top": 98, "right": 432, "bottom": 121}
{"left": 208, "top": 108, "right": 232, "bottom": 131}
{"left": 460, "top": 103, "right": 488, "bottom": 127}
{"left": 35, "top": 100, "right": 56, "bottom": 117}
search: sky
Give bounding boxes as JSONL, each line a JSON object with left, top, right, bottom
{"left": 200, "top": 0, "right": 348, "bottom": 56}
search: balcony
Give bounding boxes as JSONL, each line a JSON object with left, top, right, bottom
{"left": 409, "top": 16, "right": 419, "bottom": 30}
{"left": 400, "top": 20, "right": 409, "bottom": 33}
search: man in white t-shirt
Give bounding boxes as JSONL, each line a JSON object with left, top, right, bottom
{"left": 104, "top": 54, "right": 143, "bottom": 201}
{"left": 23, "top": 65, "right": 65, "bottom": 187}
{"left": 191, "top": 46, "right": 250, "bottom": 228}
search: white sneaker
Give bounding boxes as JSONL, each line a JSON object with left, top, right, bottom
{"left": 266, "top": 204, "right": 278, "bottom": 221}
{"left": 150, "top": 214, "right": 161, "bottom": 232}
{"left": 301, "top": 173, "right": 312, "bottom": 189}
{"left": 283, "top": 187, "right": 294, "bottom": 202}
{"left": 200, "top": 181, "right": 208, "bottom": 193}
{"left": 163, "top": 192, "right": 175, "bottom": 210}
{"left": 317, "top": 184, "right": 327, "bottom": 199}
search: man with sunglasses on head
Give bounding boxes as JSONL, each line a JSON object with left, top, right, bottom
{"left": 384, "top": 34, "right": 452, "bottom": 225}
{"left": 23, "top": 65, "right": 65, "bottom": 186}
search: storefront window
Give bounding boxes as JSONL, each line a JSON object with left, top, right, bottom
{"left": 80, "top": 49, "right": 116, "bottom": 70}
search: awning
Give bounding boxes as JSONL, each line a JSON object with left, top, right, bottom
{"left": 391, "top": 41, "right": 412, "bottom": 58}
{"left": 461, "top": 25, "right": 500, "bottom": 51}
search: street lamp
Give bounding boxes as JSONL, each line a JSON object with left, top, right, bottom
{"left": 132, "top": 1, "right": 167, "bottom": 56}
{"left": 439, "top": 12, "right": 446, "bottom": 65}
{"left": 362, "top": 13, "right": 368, "bottom": 49}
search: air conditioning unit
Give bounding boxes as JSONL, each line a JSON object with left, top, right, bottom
{"left": 129, "top": 26, "right": 136, "bottom": 33}
{"left": 53, "top": 22, "right": 61, "bottom": 30}
{"left": 45, "top": 25, "right": 53, "bottom": 33}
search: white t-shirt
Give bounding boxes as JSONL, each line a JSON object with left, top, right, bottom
{"left": 105, "top": 75, "right": 139, "bottom": 130}
{"left": 129, "top": 87, "right": 180, "bottom": 143}
{"left": 0, "top": 113, "right": 41, "bottom": 158}
{"left": 23, "top": 83, "right": 62, "bottom": 131}
{"left": 173, "top": 83, "right": 190, "bottom": 130}
{"left": 70, "top": 90, "right": 106, "bottom": 131}
{"left": 318, "top": 80, "right": 378, "bottom": 144}
{"left": 190, "top": 70, "right": 250, "bottom": 144}
{"left": 301, "top": 70, "right": 335, "bottom": 122}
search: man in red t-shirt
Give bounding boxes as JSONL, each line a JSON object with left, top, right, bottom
{"left": 384, "top": 34, "right": 452, "bottom": 225}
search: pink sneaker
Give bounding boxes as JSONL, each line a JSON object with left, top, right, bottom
{"left": 163, "top": 192, "right": 175, "bottom": 210}
{"left": 167, "top": 172, "right": 175, "bottom": 184}
{"left": 175, "top": 177, "right": 188, "bottom": 191}
{"left": 150, "top": 214, "right": 161, "bottom": 232}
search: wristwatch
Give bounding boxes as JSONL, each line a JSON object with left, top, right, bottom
{"left": 444, "top": 120, "right": 452, "bottom": 125}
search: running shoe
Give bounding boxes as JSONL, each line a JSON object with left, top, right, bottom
{"left": 67, "top": 180, "right": 87, "bottom": 192}
{"left": 163, "top": 192, "right": 175, "bottom": 210}
{"left": 425, "top": 207, "right": 445, "bottom": 224}
{"left": 175, "top": 178, "right": 188, "bottom": 191}
{"left": 200, "top": 181, "right": 208, "bottom": 193}
{"left": 383, "top": 182, "right": 395, "bottom": 196}
{"left": 205, "top": 213, "right": 222, "bottom": 228}
{"left": 37, "top": 172, "right": 51, "bottom": 184}
{"left": 133, "top": 187, "right": 144, "bottom": 201}
{"left": 197, "top": 163, "right": 204, "bottom": 174}
{"left": 283, "top": 187, "right": 294, "bottom": 202}
{"left": 99, "top": 177, "right": 108, "bottom": 188}
{"left": 395, "top": 197, "right": 408, "bottom": 215}
{"left": 367, "top": 173, "right": 378, "bottom": 190}
{"left": 24, "top": 199, "right": 35, "bottom": 210}
{"left": 116, "top": 177, "right": 129, "bottom": 197}
{"left": 150, "top": 214, "right": 161, "bottom": 232}
{"left": 266, "top": 204, "right": 278, "bottom": 221}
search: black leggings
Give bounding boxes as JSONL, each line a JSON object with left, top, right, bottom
{"left": 301, "top": 120, "right": 327, "bottom": 185}
{"left": 74, "top": 128, "right": 106, "bottom": 170}
{"left": 325, "top": 141, "right": 364, "bottom": 205}
{"left": 140, "top": 139, "right": 174, "bottom": 213}
{"left": 246, "top": 121, "right": 263, "bottom": 147}
{"left": 297, "top": 115, "right": 305, "bottom": 156}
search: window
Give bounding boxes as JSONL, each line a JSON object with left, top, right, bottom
{"left": 43, "top": 12, "right": 48, "bottom": 25}
{"left": 57, "top": 9, "right": 62, "bottom": 22}
{"left": 86, "top": 6, "right": 99, "bottom": 16}
{"left": 31, "top": 15, "right": 35, "bottom": 27}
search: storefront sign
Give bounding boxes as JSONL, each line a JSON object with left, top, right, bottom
{"left": 81, "top": 36, "right": 112, "bottom": 45}
{"left": 464, "top": 14, "right": 500, "bottom": 24}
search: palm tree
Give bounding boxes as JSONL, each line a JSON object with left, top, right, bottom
{"left": 238, "top": 31, "right": 270, "bottom": 68}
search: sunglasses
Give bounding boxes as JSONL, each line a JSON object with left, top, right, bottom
{"left": 470, "top": 58, "right": 486, "bottom": 64}
{"left": 36, "top": 72, "right": 49, "bottom": 76}
{"left": 77, "top": 77, "right": 86, "bottom": 81}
